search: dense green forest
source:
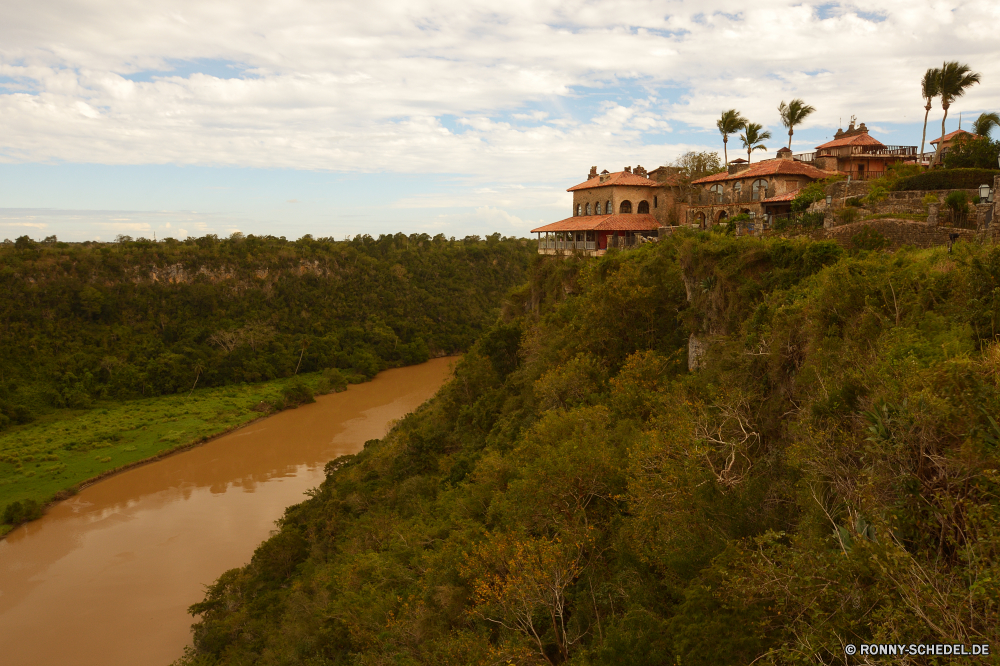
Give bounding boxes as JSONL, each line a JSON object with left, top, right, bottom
{"left": 0, "top": 232, "right": 532, "bottom": 428}
{"left": 178, "top": 232, "right": 1000, "bottom": 665}
{"left": 0, "top": 232, "right": 532, "bottom": 531}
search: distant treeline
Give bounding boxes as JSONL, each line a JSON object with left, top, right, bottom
{"left": 0, "top": 232, "right": 534, "bottom": 429}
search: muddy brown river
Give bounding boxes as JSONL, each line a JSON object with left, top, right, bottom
{"left": 0, "top": 358, "right": 454, "bottom": 666}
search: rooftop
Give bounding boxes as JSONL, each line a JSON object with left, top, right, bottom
{"left": 568, "top": 170, "right": 659, "bottom": 191}
{"left": 691, "top": 158, "right": 837, "bottom": 185}
{"left": 531, "top": 213, "right": 661, "bottom": 233}
{"left": 930, "top": 129, "right": 979, "bottom": 145}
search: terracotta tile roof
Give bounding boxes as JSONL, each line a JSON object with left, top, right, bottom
{"left": 567, "top": 171, "right": 660, "bottom": 191}
{"left": 691, "top": 159, "right": 836, "bottom": 185}
{"left": 815, "top": 133, "right": 885, "bottom": 149}
{"left": 930, "top": 129, "right": 978, "bottom": 145}
{"left": 530, "top": 214, "right": 661, "bottom": 233}
{"left": 761, "top": 192, "right": 798, "bottom": 203}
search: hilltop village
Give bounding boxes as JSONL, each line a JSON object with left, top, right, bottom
{"left": 532, "top": 119, "right": 999, "bottom": 255}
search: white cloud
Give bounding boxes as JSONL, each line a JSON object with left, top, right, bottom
{"left": 0, "top": 0, "right": 997, "bottom": 191}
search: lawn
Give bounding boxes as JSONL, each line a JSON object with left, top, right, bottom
{"left": 0, "top": 372, "right": 331, "bottom": 535}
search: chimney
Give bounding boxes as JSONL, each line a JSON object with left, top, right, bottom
{"left": 588, "top": 166, "right": 598, "bottom": 180}
{"left": 624, "top": 166, "right": 632, "bottom": 174}
{"left": 634, "top": 165, "right": 648, "bottom": 178}
{"left": 776, "top": 147, "right": 793, "bottom": 160}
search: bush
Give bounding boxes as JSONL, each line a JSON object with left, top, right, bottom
{"left": 836, "top": 208, "right": 860, "bottom": 225}
{"left": 893, "top": 167, "right": 1000, "bottom": 191}
{"left": 922, "top": 193, "right": 939, "bottom": 206}
{"left": 864, "top": 185, "right": 888, "bottom": 205}
{"left": 943, "top": 136, "right": 1000, "bottom": 169}
{"left": 790, "top": 175, "right": 843, "bottom": 213}
{"left": 850, "top": 226, "right": 890, "bottom": 252}
{"left": 2, "top": 499, "right": 43, "bottom": 526}
{"left": 845, "top": 196, "right": 864, "bottom": 207}
{"left": 945, "top": 190, "right": 970, "bottom": 214}
{"left": 316, "top": 368, "right": 348, "bottom": 395}
{"left": 278, "top": 381, "right": 315, "bottom": 409}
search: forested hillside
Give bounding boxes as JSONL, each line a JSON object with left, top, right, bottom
{"left": 178, "top": 232, "right": 1000, "bottom": 665}
{"left": 0, "top": 233, "right": 532, "bottom": 429}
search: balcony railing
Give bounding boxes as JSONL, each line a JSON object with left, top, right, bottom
{"left": 817, "top": 145, "right": 918, "bottom": 158}
{"left": 539, "top": 240, "right": 597, "bottom": 251}
{"left": 845, "top": 170, "right": 885, "bottom": 181}
{"left": 793, "top": 152, "right": 815, "bottom": 162}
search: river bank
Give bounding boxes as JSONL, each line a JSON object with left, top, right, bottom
{"left": 0, "top": 370, "right": 352, "bottom": 536}
{"left": 0, "top": 357, "right": 455, "bottom": 666}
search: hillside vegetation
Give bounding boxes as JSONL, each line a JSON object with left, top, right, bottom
{"left": 177, "top": 233, "right": 1000, "bottom": 665}
{"left": 0, "top": 233, "right": 533, "bottom": 529}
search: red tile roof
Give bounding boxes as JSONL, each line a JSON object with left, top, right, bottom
{"left": 761, "top": 192, "right": 798, "bottom": 203}
{"left": 567, "top": 171, "right": 660, "bottom": 191}
{"left": 815, "top": 133, "right": 885, "bottom": 149}
{"left": 930, "top": 129, "right": 978, "bottom": 145}
{"left": 691, "top": 158, "right": 836, "bottom": 185}
{"left": 531, "top": 214, "right": 661, "bottom": 233}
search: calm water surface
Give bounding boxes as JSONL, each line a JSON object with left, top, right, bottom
{"left": 0, "top": 357, "right": 455, "bottom": 666}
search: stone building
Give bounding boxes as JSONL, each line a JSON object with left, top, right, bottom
{"left": 686, "top": 149, "right": 837, "bottom": 227}
{"left": 930, "top": 129, "right": 979, "bottom": 161}
{"left": 531, "top": 165, "right": 688, "bottom": 256}
{"left": 798, "top": 119, "right": 917, "bottom": 179}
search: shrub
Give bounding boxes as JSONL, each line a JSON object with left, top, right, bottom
{"left": 943, "top": 136, "right": 1000, "bottom": 169}
{"left": 850, "top": 226, "right": 890, "bottom": 252}
{"left": 800, "top": 212, "right": 825, "bottom": 228}
{"left": 278, "top": 381, "right": 315, "bottom": 409}
{"left": 2, "top": 499, "right": 43, "bottom": 526}
{"left": 922, "top": 193, "right": 939, "bottom": 206}
{"left": 790, "top": 175, "right": 843, "bottom": 213}
{"left": 944, "top": 190, "right": 971, "bottom": 215}
{"left": 845, "top": 196, "right": 864, "bottom": 207}
{"left": 836, "top": 208, "right": 860, "bottom": 225}
{"left": 316, "top": 368, "right": 348, "bottom": 395}
{"left": 864, "top": 185, "right": 888, "bottom": 205}
{"left": 892, "top": 168, "right": 1000, "bottom": 191}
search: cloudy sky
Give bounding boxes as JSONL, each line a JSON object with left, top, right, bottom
{"left": 2, "top": 0, "right": 998, "bottom": 241}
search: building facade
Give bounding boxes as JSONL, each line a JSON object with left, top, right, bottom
{"left": 686, "top": 149, "right": 837, "bottom": 227}
{"left": 532, "top": 165, "right": 687, "bottom": 256}
{"left": 795, "top": 119, "right": 917, "bottom": 179}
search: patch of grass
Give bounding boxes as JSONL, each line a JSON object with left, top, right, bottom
{"left": 0, "top": 370, "right": 337, "bottom": 528}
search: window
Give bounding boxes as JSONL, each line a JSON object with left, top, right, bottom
{"left": 577, "top": 204, "right": 582, "bottom": 216}
{"left": 751, "top": 179, "right": 768, "bottom": 201}
{"left": 595, "top": 202, "right": 602, "bottom": 215}
{"left": 606, "top": 200, "right": 611, "bottom": 214}
{"left": 637, "top": 200, "right": 649, "bottom": 214}
{"left": 619, "top": 200, "right": 632, "bottom": 214}
{"left": 654, "top": 196, "right": 658, "bottom": 208}
{"left": 709, "top": 184, "right": 723, "bottom": 203}
{"left": 586, "top": 203, "right": 592, "bottom": 215}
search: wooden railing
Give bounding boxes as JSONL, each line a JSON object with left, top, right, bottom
{"left": 845, "top": 170, "right": 885, "bottom": 181}
{"left": 693, "top": 184, "right": 776, "bottom": 206}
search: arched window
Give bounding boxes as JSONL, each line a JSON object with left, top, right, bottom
{"left": 637, "top": 200, "right": 649, "bottom": 214}
{"left": 709, "top": 184, "right": 723, "bottom": 203}
{"left": 619, "top": 200, "right": 632, "bottom": 214}
{"left": 751, "top": 179, "right": 769, "bottom": 201}
{"left": 586, "top": 203, "right": 591, "bottom": 215}
{"left": 606, "top": 200, "right": 611, "bottom": 215}
{"left": 654, "top": 196, "right": 658, "bottom": 208}
{"left": 595, "top": 202, "right": 602, "bottom": 215}
{"left": 695, "top": 211, "right": 706, "bottom": 228}
{"left": 577, "top": 204, "right": 582, "bottom": 216}
{"left": 717, "top": 210, "right": 729, "bottom": 222}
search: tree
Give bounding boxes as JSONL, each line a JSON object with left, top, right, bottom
{"left": 932, "top": 61, "right": 982, "bottom": 165}
{"left": 777, "top": 99, "right": 816, "bottom": 149}
{"left": 716, "top": 109, "right": 747, "bottom": 165}
{"left": 919, "top": 67, "right": 941, "bottom": 161}
{"left": 739, "top": 123, "right": 772, "bottom": 164}
{"left": 672, "top": 151, "right": 724, "bottom": 182}
{"left": 971, "top": 111, "right": 1000, "bottom": 140}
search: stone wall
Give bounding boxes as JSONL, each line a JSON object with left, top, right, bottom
{"left": 822, "top": 219, "right": 979, "bottom": 250}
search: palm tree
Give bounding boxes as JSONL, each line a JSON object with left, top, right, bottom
{"left": 778, "top": 99, "right": 816, "bottom": 149}
{"left": 717, "top": 109, "right": 747, "bottom": 165}
{"left": 919, "top": 67, "right": 941, "bottom": 162}
{"left": 932, "top": 61, "right": 982, "bottom": 165}
{"left": 971, "top": 111, "right": 1000, "bottom": 139}
{"left": 740, "top": 122, "right": 772, "bottom": 163}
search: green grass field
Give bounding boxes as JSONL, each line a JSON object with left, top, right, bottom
{"left": 0, "top": 372, "right": 335, "bottom": 535}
